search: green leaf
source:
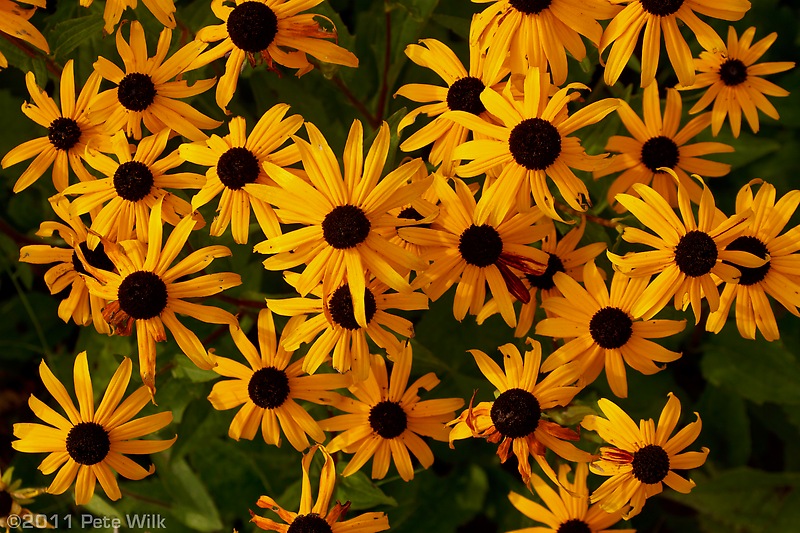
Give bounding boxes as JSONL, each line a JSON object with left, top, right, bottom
{"left": 50, "top": 14, "right": 105, "bottom": 61}
{"left": 335, "top": 470, "right": 397, "bottom": 510}
{"left": 155, "top": 456, "right": 223, "bottom": 531}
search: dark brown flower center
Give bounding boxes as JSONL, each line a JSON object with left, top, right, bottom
{"left": 287, "top": 513, "right": 333, "bottom": 533}
{"left": 217, "top": 147, "right": 260, "bottom": 190}
{"left": 508, "top": 0, "right": 552, "bottom": 14}
{"left": 369, "top": 400, "right": 408, "bottom": 439}
{"left": 508, "top": 117, "right": 562, "bottom": 171}
{"left": 719, "top": 58, "right": 748, "bottom": 86}
{"left": 640, "top": 136, "right": 680, "bottom": 173}
{"left": 447, "top": 76, "right": 487, "bottom": 115}
{"left": 589, "top": 306, "right": 633, "bottom": 349}
{"left": 328, "top": 284, "right": 377, "bottom": 330}
{"left": 490, "top": 388, "right": 541, "bottom": 439}
{"left": 113, "top": 161, "right": 154, "bottom": 202}
{"left": 525, "top": 252, "right": 565, "bottom": 290}
{"left": 322, "top": 204, "right": 371, "bottom": 249}
{"left": 631, "top": 443, "right": 670, "bottom": 484}
{"left": 66, "top": 422, "right": 111, "bottom": 465}
{"left": 227, "top": 1, "right": 279, "bottom": 53}
{"left": 557, "top": 519, "right": 592, "bottom": 533}
{"left": 674, "top": 230, "right": 718, "bottom": 277}
{"left": 117, "top": 271, "right": 168, "bottom": 320}
{"left": 48, "top": 117, "right": 82, "bottom": 151}
{"left": 724, "top": 235, "right": 770, "bottom": 286}
{"left": 73, "top": 242, "right": 115, "bottom": 276}
{"left": 640, "top": 0, "right": 683, "bottom": 16}
{"left": 117, "top": 73, "right": 157, "bottom": 112}
{"left": 459, "top": 224, "right": 503, "bottom": 267}
{"left": 248, "top": 367, "right": 290, "bottom": 409}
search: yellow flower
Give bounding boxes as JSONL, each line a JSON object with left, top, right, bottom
{"left": 319, "top": 343, "right": 463, "bottom": 481}
{"left": 2, "top": 60, "right": 109, "bottom": 193}
{"left": 449, "top": 340, "right": 591, "bottom": 484}
{"left": 192, "top": 0, "right": 359, "bottom": 113}
{"left": 600, "top": 0, "right": 750, "bottom": 87}
{"left": 680, "top": 26, "right": 795, "bottom": 137}
{"left": 581, "top": 393, "right": 709, "bottom": 519}
{"left": 89, "top": 22, "right": 220, "bottom": 141}
{"left": 594, "top": 82, "right": 733, "bottom": 209}
{"left": 0, "top": 0, "right": 48, "bottom": 70}
{"left": 80, "top": 0, "right": 176, "bottom": 34}
{"left": 179, "top": 105, "right": 303, "bottom": 244}
{"left": 251, "top": 445, "right": 389, "bottom": 533}
{"left": 12, "top": 352, "right": 176, "bottom": 505}
{"left": 84, "top": 199, "right": 241, "bottom": 394}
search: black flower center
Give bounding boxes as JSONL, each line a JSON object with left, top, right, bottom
{"left": 719, "top": 58, "right": 748, "bottom": 86}
{"left": 113, "top": 161, "right": 154, "bottom": 202}
{"left": 66, "top": 422, "right": 111, "bottom": 466}
{"left": 525, "top": 252, "right": 565, "bottom": 290}
{"left": 674, "top": 230, "right": 718, "bottom": 277}
{"left": 117, "top": 271, "right": 168, "bottom": 320}
{"left": 490, "top": 388, "right": 541, "bottom": 439}
{"left": 640, "top": 136, "right": 680, "bottom": 173}
{"left": 73, "top": 242, "right": 115, "bottom": 276}
{"left": 446, "top": 76, "right": 487, "bottom": 115}
{"left": 117, "top": 73, "right": 157, "bottom": 112}
{"left": 328, "top": 284, "right": 377, "bottom": 330}
{"left": 724, "top": 235, "right": 770, "bottom": 286}
{"left": 0, "top": 490, "right": 13, "bottom": 518}
{"left": 248, "top": 367, "right": 290, "bottom": 409}
{"left": 459, "top": 224, "right": 503, "bottom": 267}
{"left": 508, "top": 118, "right": 562, "bottom": 171}
{"left": 589, "top": 306, "right": 633, "bottom": 349}
{"left": 322, "top": 205, "right": 371, "bottom": 249}
{"left": 48, "top": 117, "right": 82, "bottom": 151}
{"left": 287, "top": 513, "right": 333, "bottom": 533}
{"left": 631, "top": 443, "right": 670, "bottom": 484}
{"left": 508, "top": 0, "right": 552, "bottom": 14}
{"left": 640, "top": 0, "right": 683, "bottom": 16}
{"left": 369, "top": 400, "right": 408, "bottom": 439}
{"left": 227, "top": 1, "right": 279, "bottom": 53}
{"left": 217, "top": 147, "right": 260, "bottom": 190}
{"left": 557, "top": 519, "right": 592, "bottom": 533}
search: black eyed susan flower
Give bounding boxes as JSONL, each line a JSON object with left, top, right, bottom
{"left": 477, "top": 218, "right": 606, "bottom": 337}
{"left": 449, "top": 340, "right": 591, "bottom": 483}
{"left": 208, "top": 309, "right": 351, "bottom": 450}
{"left": 581, "top": 393, "right": 709, "bottom": 519}
{"left": 62, "top": 129, "right": 204, "bottom": 248}
{"left": 395, "top": 38, "right": 507, "bottom": 176}
{"left": 536, "top": 261, "right": 685, "bottom": 398}
{"left": 179, "top": 105, "right": 303, "bottom": 244}
{"left": 251, "top": 445, "right": 390, "bottom": 532}
{"left": 608, "top": 170, "right": 767, "bottom": 324}
{"left": 12, "top": 352, "right": 176, "bottom": 505}
{"left": 679, "top": 26, "right": 795, "bottom": 137}
{"left": 446, "top": 68, "right": 619, "bottom": 222}
{"left": 81, "top": 0, "right": 176, "bottom": 35}
{"left": 472, "top": 0, "right": 620, "bottom": 85}
{"left": 706, "top": 180, "right": 800, "bottom": 341}
{"left": 508, "top": 463, "right": 635, "bottom": 533}
{"left": 268, "top": 273, "right": 428, "bottom": 381}
{"left": 84, "top": 199, "right": 241, "bottom": 395}
{"left": 399, "top": 176, "right": 550, "bottom": 328}
{"left": 593, "top": 82, "right": 733, "bottom": 210}
{"left": 192, "top": 0, "right": 359, "bottom": 113}
{"left": 2, "top": 60, "right": 109, "bottom": 193}
{"left": 600, "top": 0, "right": 750, "bottom": 88}
{"left": 319, "top": 343, "right": 463, "bottom": 481}
{"left": 19, "top": 196, "right": 113, "bottom": 335}
{"left": 253, "top": 120, "right": 430, "bottom": 330}
{"left": 0, "top": 0, "right": 48, "bottom": 70}
{"left": 89, "top": 22, "right": 220, "bottom": 141}
{"left": 0, "top": 466, "right": 49, "bottom": 531}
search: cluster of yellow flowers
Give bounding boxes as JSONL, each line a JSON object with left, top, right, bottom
{"left": 2, "top": 0, "right": 797, "bottom": 530}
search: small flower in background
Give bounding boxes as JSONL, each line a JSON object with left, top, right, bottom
{"left": 0, "top": 0, "right": 49, "bottom": 71}
{"left": 319, "top": 343, "right": 463, "bottom": 481}
{"left": 679, "top": 26, "right": 795, "bottom": 137}
{"left": 179, "top": 105, "right": 303, "bottom": 243}
{"left": 192, "top": 0, "right": 359, "bottom": 113}
{"left": 2, "top": 60, "right": 109, "bottom": 193}
{"left": 89, "top": 21, "right": 220, "bottom": 141}
{"left": 251, "top": 445, "right": 389, "bottom": 532}
{"left": 449, "top": 340, "right": 591, "bottom": 483}
{"left": 12, "top": 352, "right": 176, "bottom": 505}
{"left": 0, "top": 466, "right": 49, "bottom": 531}
{"left": 706, "top": 180, "right": 800, "bottom": 341}
{"left": 208, "top": 309, "right": 350, "bottom": 450}
{"left": 593, "top": 82, "right": 733, "bottom": 209}
{"left": 507, "top": 462, "right": 635, "bottom": 533}
{"left": 581, "top": 393, "right": 709, "bottom": 519}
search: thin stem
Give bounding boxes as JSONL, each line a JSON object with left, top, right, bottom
{"left": 331, "top": 75, "right": 379, "bottom": 128}
{"left": 374, "top": 9, "right": 392, "bottom": 124}
{"left": 3, "top": 261, "right": 52, "bottom": 358}
{"left": 0, "top": 33, "right": 63, "bottom": 78}
{"left": 555, "top": 201, "right": 618, "bottom": 228}
{"left": 216, "top": 294, "right": 267, "bottom": 309}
